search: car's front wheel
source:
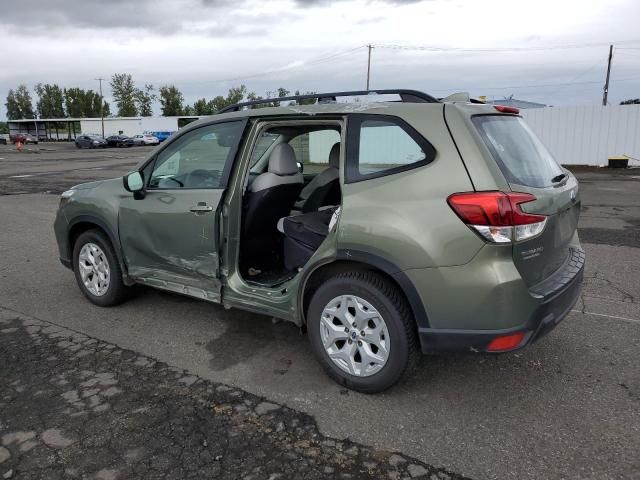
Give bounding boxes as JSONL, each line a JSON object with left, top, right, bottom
{"left": 72, "top": 229, "right": 131, "bottom": 307}
{"left": 307, "top": 271, "right": 419, "bottom": 393}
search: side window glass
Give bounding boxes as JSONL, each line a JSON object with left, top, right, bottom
{"left": 148, "top": 121, "right": 243, "bottom": 189}
{"left": 346, "top": 115, "right": 435, "bottom": 183}
{"left": 358, "top": 120, "right": 426, "bottom": 176}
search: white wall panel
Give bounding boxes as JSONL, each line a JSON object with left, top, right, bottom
{"left": 80, "top": 117, "right": 180, "bottom": 137}
{"left": 522, "top": 105, "right": 640, "bottom": 166}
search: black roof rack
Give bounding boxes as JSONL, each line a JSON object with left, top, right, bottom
{"left": 216, "top": 89, "right": 440, "bottom": 114}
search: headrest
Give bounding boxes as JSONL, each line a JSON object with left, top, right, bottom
{"left": 328, "top": 143, "right": 340, "bottom": 168}
{"left": 268, "top": 143, "right": 299, "bottom": 175}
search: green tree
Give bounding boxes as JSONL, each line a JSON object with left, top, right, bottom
{"left": 294, "top": 90, "right": 317, "bottom": 105}
{"left": 193, "top": 98, "right": 213, "bottom": 115}
{"left": 5, "top": 85, "right": 35, "bottom": 119}
{"left": 83, "top": 90, "right": 100, "bottom": 117}
{"left": 64, "top": 88, "right": 86, "bottom": 118}
{"left": 158, "top": 85, "right": 184, "bottom": 116}
{"left": 35, "top": 83, "right": 66, "bottom": 118}
{"left": 89, "top": 92, "right": 111, "bottom": 118}
{"left": 110, "top": 73, "right": 137, "bottom": 117}
{"left": 182, "top": 104, "right": 195, "bottom": 116}
{"left": 63, "top": 88, "right": 110, "bottom": 118}
{"left": 0, "top": 121, "right": 8, "bottom": 134}
{"left": 134, "top": 84, "right": 156, "bottom": 116}
{"left": 209, "top": 85, "right": 249, "bottom": 112}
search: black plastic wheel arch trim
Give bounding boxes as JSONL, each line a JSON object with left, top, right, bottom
{"left": 333, "top": 249, "right": 431, "bottom": 329}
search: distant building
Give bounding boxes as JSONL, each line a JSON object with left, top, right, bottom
{"left": 7, "top": 116, "right": 203, "bottom": 141}
{"left": 486, "top": 95, "right": 546, "bottom": 109}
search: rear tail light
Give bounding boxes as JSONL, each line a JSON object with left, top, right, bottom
{"left": 486, "top": 332, "right": 526, "bottom": 352}
{"left": 447, "top": 192, "right": 547, "bottom": 243}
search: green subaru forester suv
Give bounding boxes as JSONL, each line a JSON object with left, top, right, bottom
{"left": 54, "top": 89, "right": 584, "bottom": 393}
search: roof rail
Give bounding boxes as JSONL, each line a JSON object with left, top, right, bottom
{"left": 216, "top": 89, "right": 440, "bottom": 114}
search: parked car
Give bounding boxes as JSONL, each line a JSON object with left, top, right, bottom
{"left": 106, "top": 135, "right": 134, "bottom": 148}
{"left": 131, "top": 134, "right": 160, "bottom": 146}
{"left": 10, "top": 133, "right": 38, "bottom": 144}
{"left": 54, "top": 89, "right": 584, "bottom": 393}
{"left": 75, "top": 135, "right": 108, "bottom": 149}
{"left": 147, "top": 131, "right": 175, "bottom": 142}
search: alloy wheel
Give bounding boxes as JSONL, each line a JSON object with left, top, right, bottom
{"left": 320, "top": 295, "right": 390, "bottom": 377}
{"left": 78, "top": 243, "right": 110, "bottom": 297}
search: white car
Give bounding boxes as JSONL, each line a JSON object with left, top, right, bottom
{"left": 132, "top": 134, "right": 160, "bottom": 146}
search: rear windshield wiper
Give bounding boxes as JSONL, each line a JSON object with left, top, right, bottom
{"left": 551, "top": 173, "right": 567, "bottom": 183}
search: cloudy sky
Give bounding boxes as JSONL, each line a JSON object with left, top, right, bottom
{"left": 1, "top": 0, "right": 639, "bottom": 119}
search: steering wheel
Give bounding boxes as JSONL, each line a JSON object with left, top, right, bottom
{"left": 187, "top": 169, "right": 218, "bottom": 188}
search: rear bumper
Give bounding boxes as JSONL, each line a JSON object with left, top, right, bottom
{"left": 419, "top": 247, "right": 585, "bottom": 353}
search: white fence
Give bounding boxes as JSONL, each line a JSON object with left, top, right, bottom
{"left": 521, "top": 104, "right": 640, "bottom": 166}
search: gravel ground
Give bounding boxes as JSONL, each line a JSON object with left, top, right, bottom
{"left": 0, "top": 307, "right": 468, "bottom": 480}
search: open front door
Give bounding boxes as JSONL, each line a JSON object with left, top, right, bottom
{"left": 119, "top": 119, "right": 247, "bottom": 302}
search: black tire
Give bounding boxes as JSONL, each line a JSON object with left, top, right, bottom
{"left": 72, "top": 229, "right": 131, "bottom": 307}
{"left": 307, "top": 270, "right": 419, "bottom": 393}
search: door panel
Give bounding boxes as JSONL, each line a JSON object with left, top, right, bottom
{"left": 118, "top": 120, "right": 246, "bottom": 301}
{"left": 119, "top": 189, "right": 223, "bottom": 300}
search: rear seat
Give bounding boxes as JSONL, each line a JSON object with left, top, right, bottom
{"left": 277, "top": 207, "right": 338, "bottom": 270}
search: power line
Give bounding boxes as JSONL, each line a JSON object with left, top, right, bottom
{"left": 373, "top": 40, "right": 640, "bottom": 53}
{"left": 179, "top": 45, "right": 366, "bottom": 86}
{"left": 428, "top": 77, "right": 639, "bottom": 93}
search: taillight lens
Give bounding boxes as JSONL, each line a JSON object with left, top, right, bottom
{"left": 447, "top": 192, "right": 547, "bottom": 243}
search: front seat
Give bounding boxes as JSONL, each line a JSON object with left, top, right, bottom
{"left": 291, "top": 142, "right": 341, "bottom": 214}
{"left": 243, "top": 143, "right": 304, "bottom": 238}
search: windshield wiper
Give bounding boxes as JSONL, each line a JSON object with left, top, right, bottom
{"left": 551, "top": 173, "right": 567, "bottom": 183}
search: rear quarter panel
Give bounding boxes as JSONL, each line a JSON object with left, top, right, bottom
{"left": 338, "top": 104, "right": 484, "bottom": 270}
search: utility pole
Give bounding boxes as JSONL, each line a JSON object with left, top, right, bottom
{"left": 602, "top": 44, "right": 613, "bottom": 106}
{"left": 366, "top": 44, "right": 373, "bottom": 90}
{"left": 95, "top": 77, "right": 105, "bottom": 137}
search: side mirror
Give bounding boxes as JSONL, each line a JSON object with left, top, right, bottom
{"left": 123, "top": 171, "right": 145, "bottom": 199}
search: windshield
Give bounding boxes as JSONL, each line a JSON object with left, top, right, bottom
{"left": 472, "top": 115, "right": 563, "bottom": 188}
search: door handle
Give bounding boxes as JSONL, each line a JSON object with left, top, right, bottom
{"left": 189, "top": 203, "right": 214, "bottom": 213}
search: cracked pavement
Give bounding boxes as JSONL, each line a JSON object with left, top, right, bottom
{"left": 0, "top": 309, "right": 465, "bottom": 480}
{"left": 0, "top": 146, "right": 639, "bottom": 479}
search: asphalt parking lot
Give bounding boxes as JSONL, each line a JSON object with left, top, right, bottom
{"left": 0, "top": 143, "right": 639, "bottom": 480}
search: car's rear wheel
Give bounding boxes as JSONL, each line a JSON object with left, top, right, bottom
{"left": 72, "top": 229, "right": 131, "bottom": 307}
{"left": 307, "top": 271, "right": 419, "bottom": 393}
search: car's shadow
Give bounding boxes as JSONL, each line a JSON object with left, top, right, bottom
{"left": 129, "top": 285, "right": 566, "bottom": 397}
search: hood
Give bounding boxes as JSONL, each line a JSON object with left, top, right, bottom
{"left": 70, "top": 179, "right": 106, "bottom": 191}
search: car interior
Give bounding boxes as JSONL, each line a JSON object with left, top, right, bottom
{"left": 239, "top": 124, "right": 342, "bottom": 286}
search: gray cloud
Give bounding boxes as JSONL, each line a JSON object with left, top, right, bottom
{"left": 294, "top": 0, "right": 424, "bottom": 5}
{"left": 0, "top": 0, "right": 241, "bottom": 35}
{"left": 0, "top": 0, "right": 638, "bottom": 121}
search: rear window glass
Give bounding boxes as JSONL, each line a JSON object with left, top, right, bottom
{"left": 472, "top": 115, "right": 563, "bottom": 188}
